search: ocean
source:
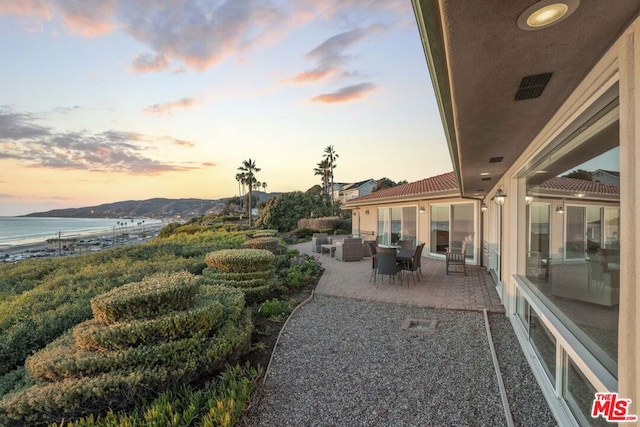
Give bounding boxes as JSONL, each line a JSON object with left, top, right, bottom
{"left": 0, "top": 217, "right": 164, "bottom": 248}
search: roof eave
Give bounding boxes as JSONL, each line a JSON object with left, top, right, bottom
{"left": 411, "top": 0, "right": 463, "bottom": 194}
{"left": 342, "top": 189, "right": 460, "bottom": 209}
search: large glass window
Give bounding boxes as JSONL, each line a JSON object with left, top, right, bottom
{"left": 377, "top": 206, "right": 417, "bottom": 247}
{"left": 519, "top": 89, "right": 620, "bottom": 391}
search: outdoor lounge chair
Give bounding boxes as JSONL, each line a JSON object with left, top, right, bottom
{"left": 335, "top": 238, "right": 364, "bottom": 262}
{"left": 311, "top": 233, "right": 329, "bottom": 253}
{"left": 446, "top": 241, "right": 467, "bottom": 275}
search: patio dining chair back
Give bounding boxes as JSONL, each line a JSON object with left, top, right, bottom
{"left": 398, "top": 239, "right": 413, "bottom": 250}
{"left": 374, "top": 247, "right": 403, "bottom": 287}
{"left": 400, "top": 242, "right": 425, "bottom": 286}
{"left": 366, "top": 241, "right": 378, "bottom": 282}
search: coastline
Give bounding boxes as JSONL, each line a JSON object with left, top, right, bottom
{"left": 0, "top": 224, "right": 164, "bottom": 258}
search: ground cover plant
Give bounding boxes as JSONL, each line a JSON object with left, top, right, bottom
{"left": 0, "top": 224, "right": 323, "bottom": 426}
{"left": 0, "top": 272, "right": 253, "bottom": 425}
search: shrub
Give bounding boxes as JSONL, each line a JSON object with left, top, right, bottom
{"left": 204, "top": 249, "right": 274, "bottom": 273}
{"left": 258, "top": 299, "right": 292, "bottom": 319}
{"left": 202, "top": 268, "right": 274, "bottom": 282}
{"left": 241, "top": 237, "right": 279, "bottom": 253}
{"left": 73, "top": 301, "right": 224, "bottom": 351}
{"left": 50, "top": 364, "right": 261, "bottom": 427}
{"left": 252, "top": 229, "right": 277, "bottom": 238}
{"left": 90, "top": 271, "right": 200, "bottom": 325}
{"left": 0, "top": 282, "right": 253, "bottom": 426}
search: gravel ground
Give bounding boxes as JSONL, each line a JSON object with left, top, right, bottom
{"left": 241, "top": 295, "right": 551, "bottom": 427}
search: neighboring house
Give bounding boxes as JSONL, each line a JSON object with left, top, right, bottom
{"left": 329, "top": 182, "right": 348, "bottom": 203}
{"left": 592, "top": 169, "right": 621, "bottom": 187}
{"left": 411, "top": 2, "right": 638, "bottom": 425}
{"left": 338, "top": 179, "right": 376, "bottom": 204}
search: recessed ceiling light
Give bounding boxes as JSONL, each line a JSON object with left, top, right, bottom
{"left": 517, "top": 0, "right": 580, "bottom": 31}
{"left": 480, "top": 172, "right": 490, "bottom": 176}
{"left": 535, "top": 170, "right": 548, "bottom": 174}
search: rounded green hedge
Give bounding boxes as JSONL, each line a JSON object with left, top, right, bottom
{"left": 241, "top": 237, "right": 279, "bottom": 252}
{"left": 204, "top": 249, "right": 274, "bottom": 273}
{"left": 0, "top": 277, "right": 252, "bottom": 426}
{"left": 90, "top": 271, "right": 200, "bottom": 325}
{"left": 73, "top": 300, "right": 224, "bottom": 351}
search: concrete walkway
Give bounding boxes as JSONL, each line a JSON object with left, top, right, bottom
{"left": 294, "top": 241, "right": 504, "bottom": 313}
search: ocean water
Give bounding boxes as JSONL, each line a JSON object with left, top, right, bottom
{"left": 0, "top": 217, "right": 163, "bottom": 247}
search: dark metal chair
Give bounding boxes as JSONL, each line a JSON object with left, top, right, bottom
{"left": 374, "top": 247, "right": 403, "bottom": 287}
{"left": 366, "top": 241, "right": 378, "bottom": 282}
{"left": 398, "top": 239, "right": 413, "bottom": 250}
{"left": 400, "top": 243, "right": 425, "bottom": 285}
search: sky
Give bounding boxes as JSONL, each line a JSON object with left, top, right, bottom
{"left": 0, "top": 0, "right": 452, "bottom": 216}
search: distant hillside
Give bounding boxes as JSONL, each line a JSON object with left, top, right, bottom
{"left": 24, "top": 193, "right": 280, "bottom": 219}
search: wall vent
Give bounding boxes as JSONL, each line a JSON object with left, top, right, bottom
{"left": 482, "top": 177, "right": 492, "bottom": 181}
{"left": 515, "top": 72, "right": 553, "bottom": 100}
{"left": 489, "top": 156, "right": 504, "bottom": 163}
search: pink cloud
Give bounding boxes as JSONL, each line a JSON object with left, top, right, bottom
{"left": 131, "top": 53, "right": 170, "bottom": 73}
{"left": 289, "top": 67, "right": 337, "bottom": 83}
{"left": 311, "top": 82, "right": 376, "bottom": 104}
{"left": 143, "top": 98, "right": 197, "bottom": 115}
{"left": 0, "top": 0, "right": 51, "bottom": 18}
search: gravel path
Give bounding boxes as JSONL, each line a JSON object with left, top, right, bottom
{"left": 242, "top": 295, "right": 556, "bottom": 426}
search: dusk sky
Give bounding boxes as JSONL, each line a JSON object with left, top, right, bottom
{"left": 0, "top": 0, "right": 452, "bottom": 216}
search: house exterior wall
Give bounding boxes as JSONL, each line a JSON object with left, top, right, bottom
{"left": 348, "top": 196, "right": 479, "bottom": 263}
{"left": 485, "top": 16, "right": 639, "bottom": 423}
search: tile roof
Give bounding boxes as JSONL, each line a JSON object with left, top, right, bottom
{"left": 538, "top": 177, "right": 620, "bottom": 196}
{"left": 344, "top": 172, "right": 458, "bottom": 204}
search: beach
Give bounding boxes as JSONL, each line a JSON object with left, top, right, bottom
{"left": 0, "top": 223, "right": 164, "bottom": 261}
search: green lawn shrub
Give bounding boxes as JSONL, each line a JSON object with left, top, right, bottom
{"left": 251, "top": 229, "right": 277, "bottom": 238}
{"left": 241, "top": 237, "right": 279, "bottom": 253}
{"left": 90, "top": 271, "right": 200, "bottom": 325}
{"left": 258, "top": 299, "right": 292, "bottom": 320}
{"left": 204, "top": 249, "right": 274, "bottom": 273}
{"left": 0, "top": 280, "right": 252, "bottom": 426}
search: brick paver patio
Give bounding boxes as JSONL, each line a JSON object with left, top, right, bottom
{"left": 293, "top": 240, "right": 504, "bottom": 313}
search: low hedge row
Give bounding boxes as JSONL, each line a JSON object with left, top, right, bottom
{"left": 204, "top": 249, "right": 274, "bottom": 273}
{"left": 90, "top": 271, "right": 200, "bottom": 325}
{"left": 1, "top": 311, "right": 253, "bottom": 426}
{"left": 252, "top": 229, "right": 277, "bottom": 238}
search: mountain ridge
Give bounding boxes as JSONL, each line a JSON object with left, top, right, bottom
{"left": 23, "top": 193, "right": 279, "bottom": 219}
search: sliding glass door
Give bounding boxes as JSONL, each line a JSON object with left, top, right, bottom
{"left": 429, "top": 203, "right": 475, "bottom": 261}
{"left": 377, "top": 206, "right": 417, "bottom": 247}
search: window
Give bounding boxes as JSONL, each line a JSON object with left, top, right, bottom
{"left": 517, "top": 87, "right": 620, "bottom": 417}
{"left": 430, "top": 203, "right": 475, "bottom": 261}
{"left": 377, "top": 206, "right": 417, "bottom": 246}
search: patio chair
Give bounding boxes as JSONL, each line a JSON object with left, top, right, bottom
{"left": 400, "top": 243, "right": 425, "bottom": 285}
{"left": 311, "top": 233, "right": 329, "bottom": 253}
{"left": 374, "top": 247, "right": 403, "bottom": 287}
{"left": 366, "top": 241, "right": 378, "bottom": 282}
{"left": 335, "top": 238, "right": 364, "bottom": 262}
{"left": 446, "top": 241, "right": 467, "bottom": 275}
{"left": 398, "top": 239, "right": 413, "bottom": 250}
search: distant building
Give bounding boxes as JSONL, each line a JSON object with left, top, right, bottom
{"left": 592, "top": 169, "right": 620, "bottom": 186}
{"left": 337, "top": 179, "right": 376, "bottom": 204}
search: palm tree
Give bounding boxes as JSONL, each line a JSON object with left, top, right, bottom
{"left": 237, "top": 158, "right": 261, "bottom": 226}
{"left": 323, "top": 145, "right": 339, "bottom": 205}
{"left": 262, "top": 182, "right": 267, "bottom": 193}
{"left": 235, "top": 172, "right": 245, "bottom": 214}
{"left": 313, "top": 158, "right": 331, "bottom": 199}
